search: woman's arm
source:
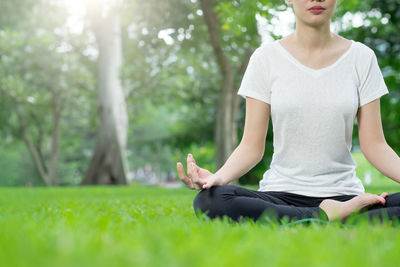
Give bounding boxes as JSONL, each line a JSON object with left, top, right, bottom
{"left": 177, "top": 96, "right": 271, "bottom": 190}
{"left": 207, "top": 96, "right": 271, "bottom": 187}
{"left": 215, "top": 97, "right": 270, "bottom": 184}
{"left": 357, "top": 98, "right": 400, "bottom": 183}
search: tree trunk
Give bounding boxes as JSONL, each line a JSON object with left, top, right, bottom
{"left": 15, "top": 107, "right": 51, "bottom": 185}
{"left": 200, "top": 0, "right": 252, "bottom": 170}
{"left": 48, "top": 90, "right": 62, "bottom": 186}
{"left": 215, "top": 72, "right": 236, "bottom": 169}
{"left": 81, "top": 7, "right": 128, "bottom": 185}
{"left": 21, "top": 130, "right": 51, "bottom": 185}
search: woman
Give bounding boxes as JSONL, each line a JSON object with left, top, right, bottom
{"left": 176, "top": 0, "right": 400, "bottom": 223}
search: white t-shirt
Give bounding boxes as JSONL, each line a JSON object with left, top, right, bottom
{"left": 237, "top": 39, "right": 389, "bottom": 197}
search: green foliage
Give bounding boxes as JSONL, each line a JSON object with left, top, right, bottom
{"left": 0, "top": 27, "right": 96, "bottom": 185}
{"left": 0, "top": 142, "right": 27, "bottom": 186}
{"left": 1, "top": 186, "right": 400, "bottom": 266}
{"left": 0, "top": 0, "right": 98, "bottom": 185}
{"left": 0, "top": 0, "right": 399, "bottom": 187}
{"left": 215, "top": 0, "right": 284, "bottom": 49}
{"left": 127, "top": 99, "right": 215, "bottom": 178}
{"left": 0, "top": 141, "right": 45, "bottom": 186}
{"left": 174, "top": 141, "right": 216, "bottom": 173}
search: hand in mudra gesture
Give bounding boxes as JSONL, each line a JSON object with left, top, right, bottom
{"left": 176, "top": 153, "right": 223, "bottom": 190}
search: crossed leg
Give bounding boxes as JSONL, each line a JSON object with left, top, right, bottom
{"left": 193, "top": 185, "right": 328, "bottom": 222}
{"left": 193, "top": 184, "right": 400, "bottom": 224}
{"left": 342, "top": 192, "right": 400, "bottom": 224}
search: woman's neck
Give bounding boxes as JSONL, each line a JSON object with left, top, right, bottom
{"left": 290, "top": 21, "right": 335, "bottom": 51}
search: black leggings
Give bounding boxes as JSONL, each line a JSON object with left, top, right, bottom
{"left": 193, "top": 185, "right": 400, "bottom": 224}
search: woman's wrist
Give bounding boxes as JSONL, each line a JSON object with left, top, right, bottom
{"left": 214, "top": 172, "right": 230, "bottom": 185}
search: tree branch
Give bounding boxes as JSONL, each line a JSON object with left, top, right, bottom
{"left": 199, "top": 0, "right": 231, "bottom": 76}
{"left": 16, "top": 107, "right": 50, "bottom": 185}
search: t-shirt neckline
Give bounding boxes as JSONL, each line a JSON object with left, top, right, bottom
{"left": 274, "top": 39, "right": 355, "bottom": 78}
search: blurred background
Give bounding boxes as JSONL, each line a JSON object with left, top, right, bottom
{"left": 0, "top": 0, "right": 399, "bottom": 187}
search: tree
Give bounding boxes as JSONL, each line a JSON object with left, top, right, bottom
{"left": 0, "top": 29, "right": 93, "bottom": 185}
{"left": 81, "top": 0, "right": 128, "bottom": 185}
{"left": 0, "top": 0, "right": 96, "bottom": 186}
{"left": 198, "top": 0, "right": 280, "bottom": 169}
{"left": 120, "top": 0, "right": 281, "bottom": 177}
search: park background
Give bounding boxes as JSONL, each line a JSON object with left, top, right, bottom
{"left": 0, "top": 0, "right": 399, "bottom": 188}
{"left": 1, "top": 0, "right": 400, "bottom": 266}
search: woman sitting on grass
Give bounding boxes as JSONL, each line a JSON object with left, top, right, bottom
{"left": 176, "top": 0, "right": 400, "bottom": 224}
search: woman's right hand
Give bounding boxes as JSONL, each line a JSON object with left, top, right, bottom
{"left": 176, "top": 153, "right": 223, "bottom": 190}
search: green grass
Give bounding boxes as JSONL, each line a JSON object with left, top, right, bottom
{"left": 1, "top": 151, "right": 399, "bottom": 266}
{"left": 1, "top": 185, "right": 400, "bottom": 267}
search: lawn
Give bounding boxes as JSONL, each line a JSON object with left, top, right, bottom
{"left": 1, "top": 151, "right": 399, "bottom": 266}
{"left": 1, "top": 183, "right": 400, "bottom": 267}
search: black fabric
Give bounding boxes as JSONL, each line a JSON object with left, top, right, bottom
{"left": 193, "top": 184, "right": 400, "bottom": 224}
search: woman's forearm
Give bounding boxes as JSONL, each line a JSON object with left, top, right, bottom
{"left": 214, "top": 143, "right": 264, "bottom": 185}
{"left": 361, "top": 142, "right": 400, "bottom": 183}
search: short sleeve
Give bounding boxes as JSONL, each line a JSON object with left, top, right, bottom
{"left": 237, "top": 47, "right": 271, "bottom": 104}
{"left": 358, "top": 50, "right": 389, "bottom": 107}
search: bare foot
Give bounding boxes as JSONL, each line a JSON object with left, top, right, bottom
{"left": 319, "top": 192, "right": 389, "bottom": 221}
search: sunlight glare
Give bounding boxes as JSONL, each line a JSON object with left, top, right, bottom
{"left": 64, "top": 0, "right": 86, "bottom": 34}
